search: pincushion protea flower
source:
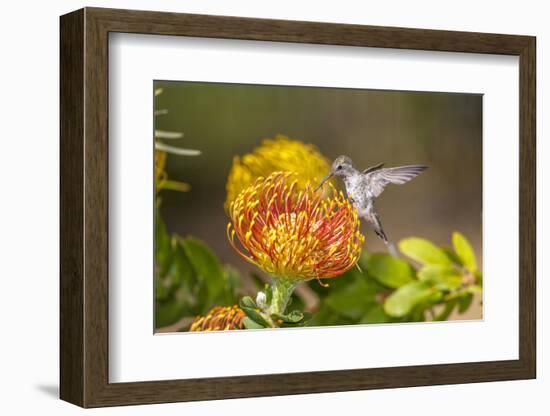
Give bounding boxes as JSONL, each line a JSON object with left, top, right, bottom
{"left": 227, "top": 172, "right": 364, "bottom": 280}
{"left": 225, "top": 135, "right": 331, "bottom": 209}
{"left": 190, "top": 305, "right": 246, "bottom": 331}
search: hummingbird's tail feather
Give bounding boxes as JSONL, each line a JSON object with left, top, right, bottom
{"left": 385, "top": 241, "right": 399, "bottom": 257}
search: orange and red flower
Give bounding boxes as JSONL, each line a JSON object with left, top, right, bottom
{"left": 227, "top": 172, "right": 364, "bottom": 281}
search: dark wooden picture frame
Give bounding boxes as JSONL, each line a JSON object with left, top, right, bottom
{"left": 60, "top": 7, "right": 536, "bottom": 408}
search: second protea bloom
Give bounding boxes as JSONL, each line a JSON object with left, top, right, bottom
{"left": 189, "top": 305, "right": 246, "bottom": 332}
{"left": 227, "top": 171, "right": 364, "bottom": 282}
{"left": 224, "top": 135, "right": 332, "bottom": 209}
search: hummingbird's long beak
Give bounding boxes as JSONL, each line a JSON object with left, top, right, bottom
{"left": 315, "top": 173, "right": 333, "bottom": 192}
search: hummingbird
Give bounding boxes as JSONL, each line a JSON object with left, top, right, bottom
{"left": 316, "top": 156, "right": 427, "bottom": 251}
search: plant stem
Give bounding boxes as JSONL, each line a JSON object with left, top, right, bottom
{"left": 270, "top": 278, "right": 298, "bottom": 316}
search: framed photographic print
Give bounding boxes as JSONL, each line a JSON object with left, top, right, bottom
{"left": 60, "top": 7, "right": 536, "bottom": 408}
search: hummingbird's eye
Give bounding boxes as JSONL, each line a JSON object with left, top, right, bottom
{"left": 337, "top": 165, "right": 342, "bottom": 170}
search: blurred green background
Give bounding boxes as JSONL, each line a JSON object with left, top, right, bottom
{"left": 154, "top": 80, "right": 482, "bottom": 326}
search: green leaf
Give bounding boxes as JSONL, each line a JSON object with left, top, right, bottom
{"left": 180, "top": 237, "right": 224, "bottom": 301}
{"left": 324, "top": 277, "right": 377, "bottom": 320}
{"left": 264, "top": 284, "right": 273, "bottom": 305}
{"left": 475, "top": 270, "right": 483, "bottom": 285}
{"left": 155, "top": 214, "right": 172, "bottom": 276}
{"left": 243, "top": 317, "right": 264, "bottom": 329}
{"left": 222, "top": 265, "right": 242, "bottom": 304}
{"left": 384, "top": 281, "right": 435, "bottom": 317}
{"left": 418, "top": 265, "right": 462, "bottom": 291}
{"left": 411, "top": 290, "right": 444, "bottom": 322}
{"left": 442, "top": 246, "right": 463, "bottom": 266}
{"left": 399, "top": 237, "right": 452, "bottom": 266}
{"left": 452, "top": 232, "right": 478, "bottom": 272}
{"left": 168, "top": 240, "right": 195, "bottom": 288}
{"left": 458, "top": 293, "right": 474, "bottom": 313}
{"left": 157, "top": 179, "right": 191, "bottom": 192}
{"left": 409, "top": 306, "right": 427, "bottom": 322}
{"left": 239, "top": 296, "right": 256, "bottom": 309}
{"left": 155, "top": 299, "right": 188, "bottom": 328}
{"left": 272, "top": 310, "right": 304, "bottom": 323}
{"left": 434, "top": 300, "right": 457, "bottom": 321}
{"left": 306, "top": 307, "right": 344, "bottom": 327}
{"left": 467, "top": 284, "right": 482, "bottom": 294}
{"left": 241, "top": 306, "right": 271, "bottom": 328}
{"left": 367, "top": 254, "right": 415, "bottom": 288}
{"left": 286, "top": 310, "right": 304, "bottom": 322}
{"left": 360, "top": 304, "right": 393, "bottom": 324}
{"left": 358, "top": 250, "right": 371, "bottom": 269}
{"left": 155, "top": 277, "right": 170, "bottom": 301}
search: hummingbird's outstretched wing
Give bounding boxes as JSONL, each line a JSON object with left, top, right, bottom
{"left": 366, "top": 165, "right": 427, "bottom": 197}
{"left": 362, "top": 162, "right": 385, "bottom": 174}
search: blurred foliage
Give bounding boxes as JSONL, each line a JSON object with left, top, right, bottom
{"left": 307, "top": 231, "right": 482, "bottom": 327}
{"left": 156, "top": 203, "right": 482, "bottom": 331}
{"left": 154, "top": 203, "right": 243, "bottom": 329}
